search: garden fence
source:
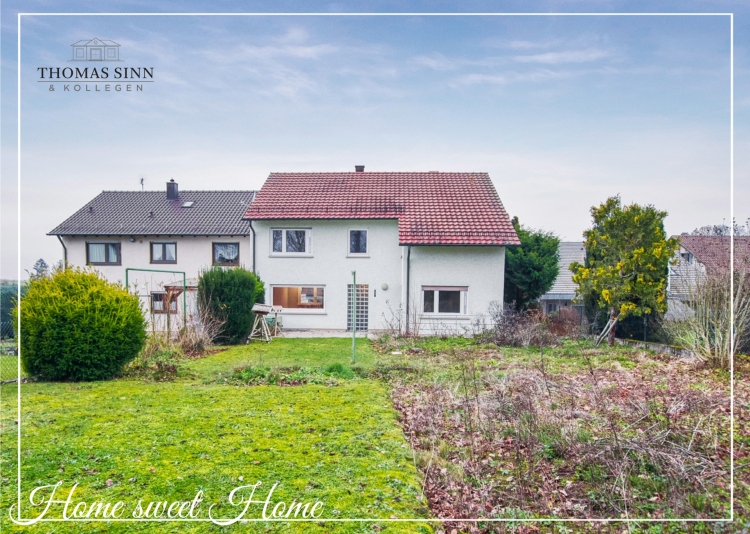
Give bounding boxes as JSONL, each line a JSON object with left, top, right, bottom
{"left": 0, "top": 323, "right": 19, "bottom": 381}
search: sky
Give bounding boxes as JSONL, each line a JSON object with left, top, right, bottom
{"left": 1, "top": 1, "right": 748, "bottom": 279}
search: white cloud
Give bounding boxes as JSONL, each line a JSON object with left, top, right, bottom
{"left": 513, "top": 49, "right": 609, "bottom": 64}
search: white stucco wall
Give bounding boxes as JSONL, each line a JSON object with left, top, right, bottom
{"left": 253, "top": 219, "right": 506, "bottom": 334}
{"left": 253, "top": 219, "right": 403, "bottom": 331}
{"left": 60, "top": 234, "right": 253, "bottom": 330}
{"left": 408, "top": 246, "right": 505, "bottom": 335}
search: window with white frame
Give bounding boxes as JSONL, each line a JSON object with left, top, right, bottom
{"left": 349, "top": 230, "right": 368, "bottom": 255}
{"left": 422, "top": 286, "right": 468, "bottom": 315}
{"left": 272, "top": 286, "right": 325, "bottom": 311}
{"left": 271, "top": 229, "right": 311, "bottom": 255}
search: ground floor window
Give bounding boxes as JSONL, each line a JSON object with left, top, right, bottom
{"left": 422, "top": 286, "right": 467, "bottom": 314}
{"left": 272, "top": 286, "right": 325, "bottom": 310}
{"left": 152, "top": 292, "right": 178, "bottom": 314}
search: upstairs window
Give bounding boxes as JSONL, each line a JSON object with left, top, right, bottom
{"left": 271, "top": 229, "right": 311, "bottom": 255}
{"left": 681, "top": 252, "right": 694, "bottom": 264}
{"left": 423, "top": 287, "right": 468, "bottom": 315}
{"left": 213, "top": 243, "right": 240, "bottom": 266}
{"left": 87, "top": 243, "right": 120, "bottom": 265}
{"left": 151, "top": 242, "right": 176, "bottom": 264}
{"left": 349, "top": 230, "right": 368, "bottom": 255}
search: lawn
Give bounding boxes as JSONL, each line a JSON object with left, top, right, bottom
{"left": 2, "top": 335, "right": 746, "bottom": 533}
{"left": 0, "top": 338, "right": 432, "bottom": 533}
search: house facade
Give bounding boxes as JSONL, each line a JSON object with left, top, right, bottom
{"left": 538, "top": 241, "right": 586, "bottom": 316}
{"left": 48, "top": 181, "right": 256, "bottom": 330}
{"left": 244, "top": 169, "right": 519, "bottom": 334}
{"left": 666, "top": 235, "right": 750, "bottom": 319}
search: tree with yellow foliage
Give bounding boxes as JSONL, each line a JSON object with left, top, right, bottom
{"left": 570, "top": 196, "right": 679, "bottom": 346}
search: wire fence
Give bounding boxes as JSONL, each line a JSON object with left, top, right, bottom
{"left": 0, "top": 326, "right": 20, "bottom": 381}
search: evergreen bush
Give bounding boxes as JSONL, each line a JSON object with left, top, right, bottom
{"left": 197, "top": 267, "right": 265, "bottom": 344}
{"left": 13, "top": 268, "right": 147, "bottom": 381}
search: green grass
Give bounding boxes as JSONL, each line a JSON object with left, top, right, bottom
{"left": 187, "top": 338, "right": 377, "bottom": 384}
{"left": 0, "top": 338, "right": 432, "bottom": 533}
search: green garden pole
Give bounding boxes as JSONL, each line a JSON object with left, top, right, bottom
{"left": 352, "top": 270, "right": 356, "bottom": 364}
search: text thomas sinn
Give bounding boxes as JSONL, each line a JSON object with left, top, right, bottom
{"left": 38, "top": 67, "right": 153, "bottom": 93}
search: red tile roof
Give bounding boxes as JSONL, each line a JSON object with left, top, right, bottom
{"left": 244, "top": 172, "right": 520, "bottom": 246}
{"left": 675, "top": 235, "right": 750, "bottom": 273}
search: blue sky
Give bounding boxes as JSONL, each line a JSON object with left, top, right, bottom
{"left": 1, "top": 1, "right": 747, "bottom": 278}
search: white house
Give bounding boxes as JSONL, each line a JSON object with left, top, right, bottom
{"left": 666, "top": 235, "right": 750, "bottom": 319}
{"left": 243, "top": 168, "right": 520, "bottom": 334}
{"left": 48, "top": 180, "right": 256, "bottom": 330}
{"left": 538, "top": 242, "right": 585, "bottom": 316}
{"left": 50, "top": 169, "right": 519, "bottom": 336}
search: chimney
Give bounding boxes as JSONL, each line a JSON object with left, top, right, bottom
{"left": 166, "top": 179, "right": 178, "bottom": 200}
{"left": 355, "top": 165, "right": 365, "bottom": 172}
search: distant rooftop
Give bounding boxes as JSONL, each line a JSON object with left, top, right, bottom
{"left": 540, "top": 242, "right": 586, "bottom": 301}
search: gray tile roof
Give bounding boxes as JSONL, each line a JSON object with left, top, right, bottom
{"left": 539, "top": 242, "right": 586, "bottom": 301}
{"left": 48, "top": 190, "right": 256, "bottom": 236}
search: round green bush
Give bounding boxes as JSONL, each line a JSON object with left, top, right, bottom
{"left": 13, "top": 268, "right": 147, "bottom": 381}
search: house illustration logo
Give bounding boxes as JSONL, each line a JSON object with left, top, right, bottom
{"left": 70, "top": 38, "right": 121, "bottom": 61}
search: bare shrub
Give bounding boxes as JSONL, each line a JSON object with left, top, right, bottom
{"left": 391, "top": 345, "right": 729, "bottom": 529}
{"left": 664, "top": 268, "right": 750, "bottom": 369}
{"left": 546, "top": 306, "right": 583, "bottom": 337}
{"left": 486, "top": 301, "right": 550, "bottom": 347}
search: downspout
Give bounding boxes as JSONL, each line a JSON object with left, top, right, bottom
{"left": 56, "top": 235, "right": 67, "bottom": 268}
{"left": 249, "top": 220, "right": 256, "bottom": 275}
{"left": 405, "top": 245, "right": 411, "bottom": 335}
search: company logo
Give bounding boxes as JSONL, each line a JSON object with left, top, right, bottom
{"left": 38, "top": 37, "right": 155, "bottom": 93}
{"left": 71, "top": 38, "right": 121, "bottom": 61}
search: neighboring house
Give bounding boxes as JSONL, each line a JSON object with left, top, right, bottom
{"left": 48, "top": 180, "right": 256, "bottom": 328}
{"left": 71, "top": 38, "right": 121, "bottom": 61}
{"left": 667, "top": 235, "right": 750, "bottom": 319}
{"left": 243, "top": 168, "right": 520, "bottom": 334}
{"left": 538, "top": 242, "right": 586, "bottom": 315}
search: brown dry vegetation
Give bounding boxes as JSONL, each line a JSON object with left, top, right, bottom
{"left": 373, "top": 336, "right": 746, "bottom": 533}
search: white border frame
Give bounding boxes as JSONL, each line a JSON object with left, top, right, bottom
{"left": 11, "top": 10, "right": 734, "bottom": 527}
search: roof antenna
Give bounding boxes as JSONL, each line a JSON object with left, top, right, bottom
{"left": 140, "top": 175, "right": 144, "bottom": 192}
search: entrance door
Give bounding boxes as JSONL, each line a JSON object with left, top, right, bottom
{"left": 347, "top": 284, "right": 369, "bottom": 332}
{"left": 90, "top": 48, "right": 102, "bottom": 60}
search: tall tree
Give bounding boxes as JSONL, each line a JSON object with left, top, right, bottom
{"left": 571, "top": 196, "right": 679, "bottom": 346}
{"left": 504, "top": 216, "right": 560, "bottom": 310}
{"left": 31, "top": 258, "right": 49, "bottom": 279}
